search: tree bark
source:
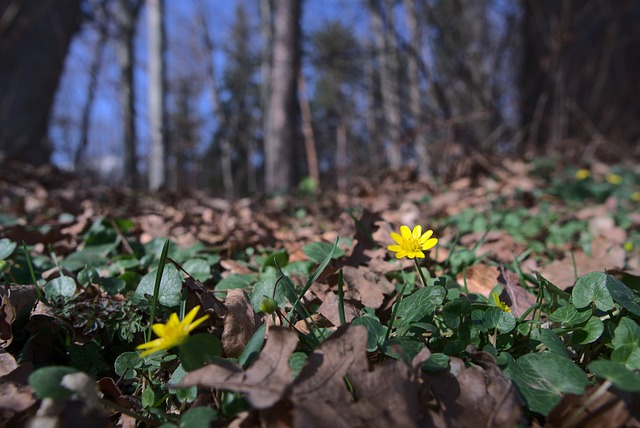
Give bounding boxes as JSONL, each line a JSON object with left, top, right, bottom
{"left": 147, "top": 0, "right": 167, "bottom": 190}
{"left": 0, "top": 0, "right": 82, "bottom": 165}
{"left": 297, "top": 73, "right": 319, "bottom": 188}
{"left": 264, "top": 0, "right": 300, "bottom": 193}
{"left": 115, "top": 0, "right": 142, "bottom": 188}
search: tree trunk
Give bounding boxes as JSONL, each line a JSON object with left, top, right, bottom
{"left": 369, "top": 0, "right": 402, "bottom": 170}
{"left": 147, "top": 0, "right": 167, "bottom": 190}
{"left": 264, "top": 0, "right": 300, "bottom": 193}
{"left": 297, "top": 73, "right": 319, "bottom": 188}
{"left": 0, "top": 0, "right": 82, "bottom": 165}
{"left": 404, "top": 0, "right": 430, "bottom": 177}
{"left": 75, "top": 17, "right": 109, "bottom": 167}
{"left": 116, "top": 0, "right": 142, "bottom": 188}
{"left": 259, "top": 0, "right": 272, "bottom": 192}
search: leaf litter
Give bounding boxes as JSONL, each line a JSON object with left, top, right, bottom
{"left": 1, "top": 159, "right": 640, "bottom": 426}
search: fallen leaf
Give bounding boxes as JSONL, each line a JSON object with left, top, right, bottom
{"left": 422, "top": 349, "right": 523, "bottom": 427}
{"left": 178, "top": 327, "right": 298, "bottom": 409}
{"left": 222, "top": 289, "right": 262, "bottom": 358}
{"left": 498, "top": 266, "right": 537, "bottom": 319}
{"left": 539, "top": 236, "right": 626, "bottom": 290}
{"left": 316, "top": 291, "right": 359, "bottom": 326}
{"left": 457, "top": 264, "right": 499, "bottom": 297}
{"left": 546, "top": 383, "right": 640, "bottom": 428}
{"left": 342, "top": 265, "right": 394, "bottom": 309}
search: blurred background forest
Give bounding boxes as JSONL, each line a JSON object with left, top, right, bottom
{"left": 1, "top": 0, "right": 638, "bottom": 196}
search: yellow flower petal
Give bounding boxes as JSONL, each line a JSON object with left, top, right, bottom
{"left": 388, "top": 224, "right": 438, "bottom": 260}
{"left": 412, "top": 225, "right": 423, "bottom": 238}
{"left": 400, "top": 225, "right": 412, "bottom": 240}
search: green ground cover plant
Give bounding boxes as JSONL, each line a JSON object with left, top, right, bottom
{"left": 0, "top": 161, "right": 639, "bottom": 426}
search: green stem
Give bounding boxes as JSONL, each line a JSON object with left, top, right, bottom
{"left": 384, "top": 280, "right": 408, "bottom": 342}
{"left": 147, "top": 240, "right": 170, "bottom": 342}
{"left": 414, "top": 258, "right": 428, "bottom": 287}
{"left": 337, "top": 268, "right": 346, "bottom": 325}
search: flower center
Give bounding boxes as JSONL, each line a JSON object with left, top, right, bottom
{"left": 404, "top": 237, "right": 421, "bottom": 252}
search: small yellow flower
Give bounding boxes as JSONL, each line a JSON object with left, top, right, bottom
{"left": 605, "top": 173, "right": 622, "bottom": 184}
{"left": 492, "top": 291, "right": 511, "bottom": 313}
{"left": 575, "top": 169, "right": 590, "bottom": 180}
{"left": 136, "top": 306, "right": 209, "bottom": 357}
{"left": 388, "top": 225, "right": 438, "bottom": 259}
{"left": 624, "top": 241, "right": 634, "bottom": 252}
{"left": 631, "top": 191, "right": 640, "bottom": 202}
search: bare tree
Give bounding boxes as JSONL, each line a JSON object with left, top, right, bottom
{"left": 264, "top": 0, "right": 301, "bottom": 193}
{"left": 147, "top": 0, "right": 167, "bottom": 190}
{"left": 0, "top": 0, "right": 82, "bottom": 165}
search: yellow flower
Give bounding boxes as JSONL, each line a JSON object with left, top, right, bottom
{"left": 492, "top": 291, "right": 511, "bottom": 313}
{"left": 388, "top": 225, "right": 438, "bottom": 259}
{"left": 575, "top": 169, "right": 590, "bottom": 180}
{"left": 631, "top": 191, "right": 640, "bottom": 202}
{"left": 624, "top": 241, "right": 634, "bottom": 252}
{"left": 136, "top": 306, "right": 209, "bottom": 357}
{"left": 605, "top": 173, "right": 622, "bottom": 184}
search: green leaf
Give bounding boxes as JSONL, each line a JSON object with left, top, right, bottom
{"left": 169, "top": 364, "right": 198, "bottom": 403}
{"left": 178, "top": 334, "right": 222, "bottom": 371}
{"left": 238, "top": 324, "right": 267, "bottom": 368}
{"left": 383, "top": 337, "right": 425, "bottom": 362}
{"left": 179, "top": 406, "right": 218, "bottom": 428}
{"left": 352, "top": 315, "right": 388, "bottom": 352}
{"left": 44, "top": 276, "right": 76, "bottom": 299}
{"left": 77, "top": 267, "right": 99, "bottom": 286}
{"left": 303, "top": 241, "right": 345, "bottom": 264}
{"left": 182, "top": 259, "right": 213, "bottom": 282}
{"left": 573, "top": 316, "right": 604, "bottom": 345}
{"left": 141, "top": 386, "right": 155, "bottom": 408}
{"left": 612, "top": 318, "right": 640, "bottom": 349}
{"left": 442, "top": 297, "right": 471, "bottom": 329}
{"left": 548, "top": 304, "right": 591, "bottom": 326}
{"left": 215, "top": 274, "right": 256, "bottom": 291}
{"left": 531, "top": 328, "right": 568, "bottom": 357}
{"left": 114, "top": 351, "right": 143, "bottom": 380}
{"left": 497, "top": 311, "right": 517, "bottom": 333}
{"left": 250, "top": 276, "right": 286, "bottom": 313}
{"left": 483, "top": 307, "right": 502, "bottom": 329}
{"left": 0, "top": 238, "right": 17, "bottom": 260}
{"left": 60, "top": 246, "right": 116, "bottom": 271}
{"left": 396, "top": 286, "right": 446, "bottom": 324}
{"left": 28, "top": 366, "right": 78, "bottom": 399}
{"left": 101, "top": 277, "right": 126, "bottom": 295}
{"left": 505, "top": 352, "right": 589, "bottom": 415}
{"left": 136, "top": 264, "right": 182, "bottom": 307}
{"left": 421, "top": 353, "right": 450, "bottom": 372}
{"left": 289, "top": 352, "right": 308, "bottom": 379}
{"left": 588, "top": 360, "right": 640, "bottom": 392}
{"left": 611, "top": 345, "right": 640, "bottom": 370}
{"left": 605, "top": 275, "right": 640, "bottom": 317}
{"left": 572, "top": 272, "right": 614, "bottom": 311}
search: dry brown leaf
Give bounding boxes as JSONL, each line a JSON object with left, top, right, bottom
{"left": 292, "top": 325, "right": 422, "bottom": 428}
{"left": 539, "top": 236, "right": 626, "bottom": 290}
{"left": 0, "top": 351, "right": 18, "bottom": 376}
{"left": 222, "top": 289, "right": 262, "bottom": 358}
{"left": 342, "top": 265, "right": 394, "bottom": 309}
{"left": 546, "top": 383, "right": 640, "bottom": 428}
{"left": 0, "top": 286, "right": 16, "bottom": 348}
{"left": 316, "top": 291, "right": 359, "bottom": 326}
{"left": 423, "top": 351, "right": 523, "bottom": 427}
{"left": 457, "top": 264, "right": 499, "bottom": 297}
{"left": 498, "top": 266, "right": 537, "bottom": 319}
{"left": 178, "top": 327, "right": 298, "bottom": 409}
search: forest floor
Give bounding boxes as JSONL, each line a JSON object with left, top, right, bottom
{"left": 1, "top": 157, "right": 639, "bottom": 427}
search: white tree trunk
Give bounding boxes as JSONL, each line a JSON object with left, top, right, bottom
{"left": 147, "top": 0, "right": 166, "bottom": 191}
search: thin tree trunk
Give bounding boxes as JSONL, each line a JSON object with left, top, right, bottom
{"left": 147, "top": 0, "right": 166, "bottom": 190}
{"left": 265, "top": 0, "right": 300, "bottom": 193}
{"left": 404, "top": 0, "right": 430, "bottom": 177}
{"left": 336, "top": 114, "right": 348, "bottom": 192}
{"left": 75, "top": 19, "right": 108, "bottom": 167}
{"left": 259, "top": 0, "right": 272, "bottom": 193}
{"left": 198, "top": 4, "right": 234, "bottom": 197}
{"left": 0, "top": 0, "right": 82, "bottom": 165}
{"left": 369, "top": 0, "right": 402, "bottom": 170}
{"left": 364, "top": 41, "right": 381, "bottom": 171}
{"left": 297, "top": 73, "right": 319, "bottom": 187}
{"left": 115, "top": 0, "right": 141, "bottom": 188}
